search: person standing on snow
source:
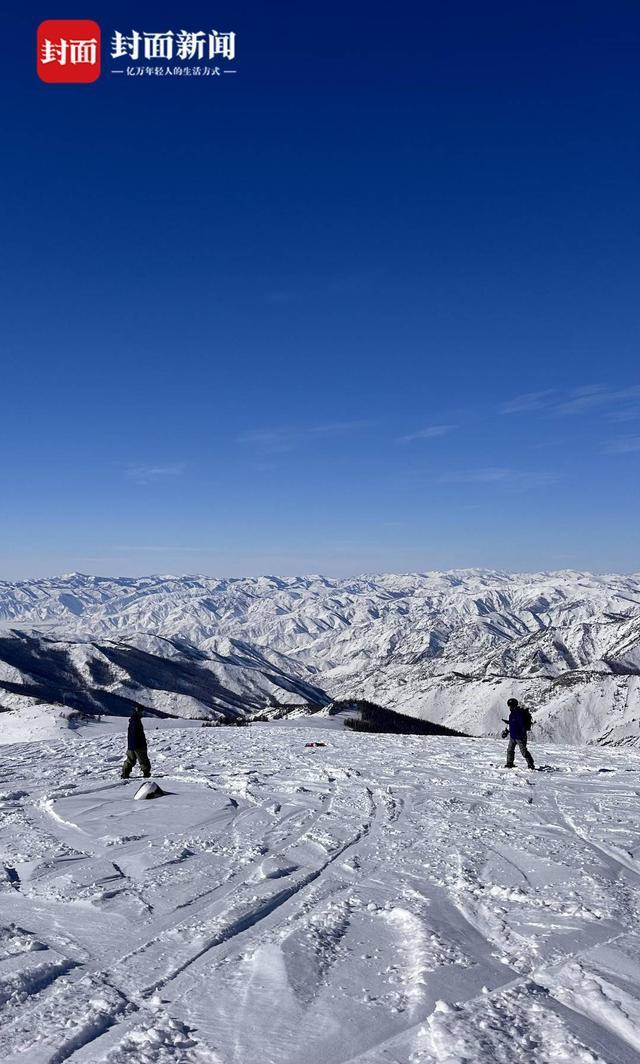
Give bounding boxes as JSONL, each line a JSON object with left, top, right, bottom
{"left": 121, "top": 707, "right": 152, "bottom": 779}
{"left": 501, "top": 697, "right": 535, "bottom": 770}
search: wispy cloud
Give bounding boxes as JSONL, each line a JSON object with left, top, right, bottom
{"left": 238, "top": 421, "right": 373, "bottom": 454}
{"left": 554, "top": 385, "right": 612, "bottom": 415}
{"left": 114, "top": 544, "right": 208, "bottom": 553}
{"left": 603, "top": 436, "right": 640, "bottom": 454}
{"left": 124, "top": 462, "right": 186, "bottom": 484}
{"left": 437, "top": 467, "right": 511, "bottom": 483}
{"left": 435, "top": 467, "right": 558, "bottom": 489}
{"left": 500, "top": 384, "right": 640, "bottom": 419}
{"left": 499, "top": 390, "right": 557, "bottom": 415}
{"left": 557, "top": 385, "right": 640, "bottom": 417}
{"left": 606, "top": 406, "right": 640, "bottom": 423}
{"left": 398, "top": 424, "right": 456, "bottom": 444}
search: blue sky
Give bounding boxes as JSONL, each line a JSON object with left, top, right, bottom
{"left": 2, "top": 2, "right": 639, "bottom": 577}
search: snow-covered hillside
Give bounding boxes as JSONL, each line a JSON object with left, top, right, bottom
{"left": 1, "top": 717, "right": 640, "bottom": 1063}
{"left": 1, "top": 571, "right": 639, "bottom": 744}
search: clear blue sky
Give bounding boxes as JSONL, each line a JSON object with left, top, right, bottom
{"left": 2, "top": 2, "right": 639, "bottom": 578}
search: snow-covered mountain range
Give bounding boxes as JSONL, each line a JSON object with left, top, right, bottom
{"left": 1, "top": 570, "right": 639, "bottom": 745}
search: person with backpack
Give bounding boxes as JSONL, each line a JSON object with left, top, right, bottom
{"left": 501, "top": 697, "right": 535, "bottom": 770}
{"left": 121, "top": 707, "right": 152, "bottom": 779}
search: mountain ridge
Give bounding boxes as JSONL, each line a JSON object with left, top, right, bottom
{"left": 1, "top": 569, "right": 639, "bottom": 745}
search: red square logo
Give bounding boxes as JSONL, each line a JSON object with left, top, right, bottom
{"left": 37, "top": 20, "right": 101, "bottom": 83}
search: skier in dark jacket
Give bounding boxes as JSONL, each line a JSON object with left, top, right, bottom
{"left": 502, "top": 697, "right": 535, "bottom": 770}
{"left": 121, "top": 708, "right": 151, "bottom": 779}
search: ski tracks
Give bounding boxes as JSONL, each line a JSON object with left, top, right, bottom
{"left": 1, "top": 729, "right": 640, "bottom": 1062}
{"left": 0, "top": 733, "right": 384, "bottom": 1062}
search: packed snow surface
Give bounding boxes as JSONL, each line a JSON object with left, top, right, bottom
{"left": 1, "top": 716, "right": 640, "bottom": 1062}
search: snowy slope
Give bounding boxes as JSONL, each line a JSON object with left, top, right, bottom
{"left": 1, "top": 719, "right": 640, "bottom": 1062}
{"left": 1, "top": 571, "right": 639, "bottom": 743}
{"left": 0, "top": 630, "right": 329, "bottom": 721}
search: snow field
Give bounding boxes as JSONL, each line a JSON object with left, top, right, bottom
{"left": 0, "top": 720, "right": 639, "bottom": 1062}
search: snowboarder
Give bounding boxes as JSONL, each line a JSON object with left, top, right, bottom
{"left": 121, "top": 708, "right": 151, "bottom": 779}
{"left": 501, "top": 697, "right": 535, "bottom": 769}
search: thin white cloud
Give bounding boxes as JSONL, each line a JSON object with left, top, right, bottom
{"left": 603, "top": 436, "right": 640, "bottom": 454}
{"left": 554, "top": 384, "right": 609, "bottom": 415}
{"left": 436, "top": 467, "right": 511, "bottom": 484}
{"left": 501, "top": 384, "right": 640, "bottom": 419}
{"left": 606, "top": 407, "right": 640, "bottom": 423}
{"left": 499, "top": 390, "right": 557, "bottom": 415}
{"left": 238, "top": 421, "right": 373, "bottom": 453}
{"left": 557, "top": 385, "right": 640, "bottom": 416}
{"left": 113, "top": 545, "right": 208, "bottom": 553}
{"left": 436, "top": 467, "right": 558, "bottom": 488}
{"left": 124, "top": 462, "right": 186, "bottom": 484}
{"left": 398, "top": 424, "right": 456, "bottom": 444}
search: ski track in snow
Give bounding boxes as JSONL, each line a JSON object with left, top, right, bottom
{"left": 1, "top": 722, "right": 640, "bottom": 1063}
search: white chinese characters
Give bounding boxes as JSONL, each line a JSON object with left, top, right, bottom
{"left": 111, "top": 30, "right": 236, "bottom": 62}
{"left": 40, "top": 37, "right": 98, "bottom": 65}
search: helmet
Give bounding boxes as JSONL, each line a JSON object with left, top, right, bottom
{"left": 507, "top": 697, "right": 519, "bottom": 708}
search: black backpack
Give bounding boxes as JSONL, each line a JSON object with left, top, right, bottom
{"left": 522, "top": 707, "right": 533, "bottom": 731}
